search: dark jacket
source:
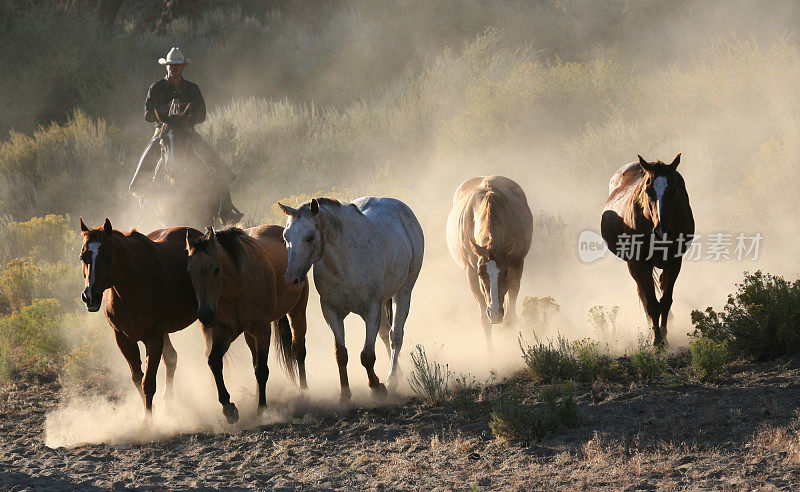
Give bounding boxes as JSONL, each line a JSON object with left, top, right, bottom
{"left": 144, "top": 77, "right": 206, "bottom": 127}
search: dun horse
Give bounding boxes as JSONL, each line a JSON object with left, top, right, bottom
{"left": 601, "top": 154, "right": 694, "bottom": 347}
{"left": 79, "top": 218, "right": 201, "bottom": 418}
{"left": 279, "top": 197, "right": 424, "bottom": 400}
{"left": 446, "top": 176, "right": 533, "bottom": 351}
{"left": 186, "top": 226, "right": 309, "bottom": 423}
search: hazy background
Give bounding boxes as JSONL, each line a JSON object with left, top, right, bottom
{"left": 1, "top": 0, "right": 799, "bottom": 444}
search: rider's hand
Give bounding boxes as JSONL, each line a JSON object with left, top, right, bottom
{"left": 168, "top": 98, "right": 182, "bottom": 117}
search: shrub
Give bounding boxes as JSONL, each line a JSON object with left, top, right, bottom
{"left": 689, "top": 337, "right": 729, "bottom": 382}
{"left": 691, "top": 271, "right": 800, "bottom": 361}
{"left": 629, "top": 339, "right": 668, "bottom": 381}
{"left": 521, "top": 296, "right": 560, "bottom": 332}
{"left": 0, "top": 299, "right": 65, "bottom": 380}
{"left": 408, "top": 345, "right": 451, "bottom": 406}
{"left": 489, "top": 382, "right": 578, "bottom": 442}
{"left": 519, "top": 333, "right": 578, "bottom": 383}
{"left": 572, "top": 338, "right": 625, "bottom": 382}
{"left": 588, "top": 305, "right": 620, "bottom": 339}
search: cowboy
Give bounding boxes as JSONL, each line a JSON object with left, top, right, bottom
{"left": 129, "top": 47, "right": 243, "bottom": 224}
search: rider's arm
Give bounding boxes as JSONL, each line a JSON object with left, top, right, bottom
{"left": 144, "top": 82, "right": 170, "bottom": 123}
{"left": 187, "top": 83, "right": 206, "bottom": 126}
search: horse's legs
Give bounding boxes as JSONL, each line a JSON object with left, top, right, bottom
{"left": 505, "top": 263, "right": 523, "bottom": 327}
{"left": 142, "top": 335, "right": 164, "bottom": 419}
{"left": 207, "top": 334, "right": 238, "bottom": 423}
{"left": 378, "top": 300, "right": 392, "bottom": 359}
{"left": 627, "top": 261, "right": 662, "bottom": 347}
{"left": 657, "top": 260, "right": 682, "bottom": 347}
{"left": 387, "top": 291, "right": 412, "bottom": 391}
{"left": 321, "top": 302, "right": 350, "bottom": 401}
{"left": 244, "top": 330, "right": 270, "bottom": 415}
{"left": 114, "top": 329, "right": 144, "bottom": 402}
{"left": 468, "top": 270, "right": 493, "bottom": 353}
{"left": 360, "top": 302, "right": 386, "bottom": 396}
{"left": 288, "top": 293, "right": 309, "bottom": 390}
{"left": 161, "top": 333, "right": 177, "bottom": 404}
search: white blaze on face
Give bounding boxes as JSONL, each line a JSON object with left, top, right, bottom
{"left": 653, "top": 176, "right": 668, "bottom": 228}
{"left": 86, "top": 242, "right": 100, "bottom": 290}
{"left": 485, "top": 260, "right": 500, "bottom": 315}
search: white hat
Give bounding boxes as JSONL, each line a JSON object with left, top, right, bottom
{"left": 158, "top": 47, "right": 191, "bottom": 65}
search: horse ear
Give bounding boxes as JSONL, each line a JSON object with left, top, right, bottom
{"left": 277, "top": 202, "right": 297, "bottom": 216}
{"left": 469, "top": 237, "right": 489, "bottom": 258}
{"left": 103, "top": 218, "right": 113, "bottom": 236}
{"left": 186, "top": 230, "right": 195, "bottom": 252}
{"left": 505, "top": 240, "right": 516, "bottom": 257}
{"left": 80, "top": 217, "right": 89, "bottom": 232}
{"left": 310, "top": 199, "right": 320, "bottom": 216}
{"left": 637, "top": 155, "right": 653, "bottom": 173}
{"left": 669, "top": 152, "right": 681, "bottom": 170}
{"left": 205, "top": 226, "right": 216, "bottom": 242}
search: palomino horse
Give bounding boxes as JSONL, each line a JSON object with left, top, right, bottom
{"left": 279, "top": 197, "right": 424, "bottom": 400}
{"left": 186, "top": 226, "right": 309, "bottom": 423}
{"left": 601, "top": 154, "right": 694, "bottom": 347}
{"left": 79, "top": 218, "right": 201, "bottom": 417}
{"left": 446, "top": 176, "right": 533, "bottom": 351}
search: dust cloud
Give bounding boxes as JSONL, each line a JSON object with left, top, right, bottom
{"left": 41, "top": 0, "right": 800, "bottom": 446}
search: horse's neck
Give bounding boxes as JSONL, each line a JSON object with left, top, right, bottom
{"left": 109, "top": 235, "right": 155, "bottom": 297}
{"left": 317, "top": 206, "right": 367, "bottom": 276}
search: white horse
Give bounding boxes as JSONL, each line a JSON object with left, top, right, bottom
{"left": 279, "top": 197, "right": 424, "bottom": 400}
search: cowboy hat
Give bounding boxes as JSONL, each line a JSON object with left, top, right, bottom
{"left": 158, "top": 47, "right": 191, "bottom": 65}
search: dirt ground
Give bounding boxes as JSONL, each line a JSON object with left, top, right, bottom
{"left": 2, "top": 355, "right": 800, "bottom": 490}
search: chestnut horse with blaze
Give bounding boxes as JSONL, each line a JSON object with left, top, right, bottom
{"left": 601, "top": 154, "right": 694, "bottom": 347}
{"left": 446, "top": 176, "right": 533, "bottom": 351}
{"left": 186, "top": 225, "right": 309, "bottom": 423}
{"left": 79, "top": 218, "right": 201, "bottom": 418}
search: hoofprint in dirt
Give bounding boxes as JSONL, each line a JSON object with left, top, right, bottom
{"left": 2, "top": 358, "right": 800, "bottom": 490}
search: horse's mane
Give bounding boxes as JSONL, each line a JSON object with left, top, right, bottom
{"left": 475, "top": 188, "right": 512, "bottom": 254}
{"left": 84, "top": 228, "right": 148, "bottom": 243}
{"left": 194, "top": 228, "right": 250, "bottom": 268}
{"left": 298, "top": 197, "right": 360, "bottom": 231}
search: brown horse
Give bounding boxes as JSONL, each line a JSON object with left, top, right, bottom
{"left": 446, "top": 176, "right": 533, "bottom": 351}
{"left": 601, "top": 154, "right": 694, "bottom": 347}
{"left": 186, "top": 225, "right": 309, "bottom": 423}
{"left": 79, "top": 217, "right": 201, "bottom": 418}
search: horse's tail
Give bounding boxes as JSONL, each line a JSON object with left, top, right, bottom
{"left": 272, "top": 316, "right": 298, "bottom": 383}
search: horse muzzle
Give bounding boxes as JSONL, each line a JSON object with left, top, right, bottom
{"left": 283, "top": 274, "right": 306, "bottom": 292}
{"left": 81, "top": 288, "right": 101, "bottom": 312}
{"left": 487, "top": 306, "right": 505, "bottom": 325}
{"left": 198, "top": 306, "right": 217, "bottom": 327}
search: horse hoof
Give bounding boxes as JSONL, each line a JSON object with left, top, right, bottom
{"left": 258, "top": 405, "right": 268, "bottom": 418}
{"left": 371, "top": 383, "right": 387, "bottom": 398}
{"left": 222, "top": 403, "right": 239, "bottom": 424}
{"left": 339, "top": 388, "right": 352, "bottom": 402}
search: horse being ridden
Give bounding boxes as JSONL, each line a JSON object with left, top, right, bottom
{"left": 280, "top": 197, "right": 424, "bottom": 400}
{"left": 601, "top": 154, "right": 694, "bottom": 346}
{"left": 186, "top": 226, "right": 309, "bottom": 423}
{"left": 446, "top": 176, "right": 533, "bottom": 351}
{"left": 79, "top": 218, "right": 201, "bottom": 418}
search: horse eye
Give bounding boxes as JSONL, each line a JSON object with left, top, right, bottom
{"left": 213, "top": 267, "right": 220, "bottom": 274}
{"left": 306, "top": 235, "right": 314, "bottom": 243}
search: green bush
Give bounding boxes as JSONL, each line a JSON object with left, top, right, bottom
{"left": 572, "top": 338, "right": 625, "bottom": 382}
{"left": 408, "top": 345, "right": 451, "bottom": 406}
{"left": 519, "top": 333, "right": 578, "bottom": 383}
{"left": 0, "top": 299, "right": 65, "bottom": 380}
{"left": 689, "top": 337, "right": 729, "bottom": 382}
{"left": 0, "top": 214, "right": 77, "bottom": 264}
{"left": 629, "top": 340, "right": 668, "bottom": 381}
{"left": 489, "top": 382, "right": 578, "bottom": 442}
{"left": 691, "top": 271, "right": 800, "bottom": 361}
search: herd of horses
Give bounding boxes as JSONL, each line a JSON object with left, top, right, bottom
{"left": 79, "top": 154, "right": 693, "bottom": 420}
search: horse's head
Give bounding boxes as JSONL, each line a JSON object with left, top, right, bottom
{"left": 186, "top": 227, "right": 222, "bottom": 326}
{"left": 79, "top": 217, "right": 116, "bottom": 312}
{"left": 279, "top": 199, "right": 322, "bottom": 291}
{"left": 637, "top": 153, "right": 682, "bottom": 239}
{"left": 469, "top": 238, "right": 513, "bottom": 324}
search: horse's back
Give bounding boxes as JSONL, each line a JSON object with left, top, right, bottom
{"left": 352, "top": 196, "right": 424, "bottom": 282}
